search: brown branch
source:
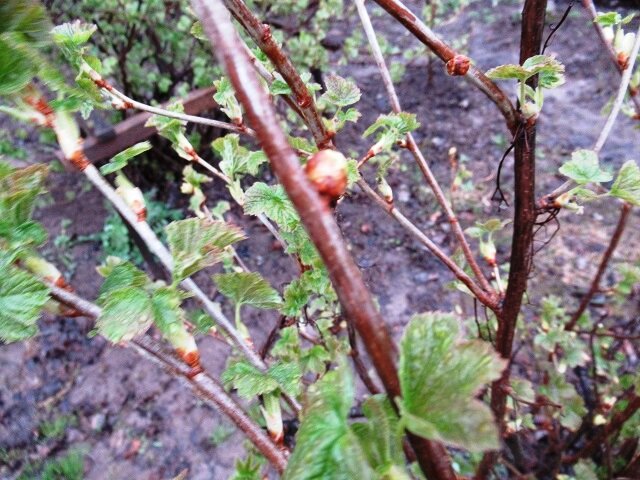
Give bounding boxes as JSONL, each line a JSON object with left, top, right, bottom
{"left": 190, "top": 1, "right": 456, "bottom": 478}
{"left": 582, "top": 0, "right": 640, "bottom": 117}
{"left": 371, "top": 0, "right": 518, "bottom": 133}
{"left": 565, "top": 202, "right": 632, "bottom": 330}
{"left": 478, "top": 1, "right": 548, "bottom": 477}
{"left": 347, "top": 320, "right": 382, "bottom": 395}
{"left": 222, "top": 0, "right": 333, "bottom": 149}
{"left": 46, "top": 283, "right": 288, "bottom": 473}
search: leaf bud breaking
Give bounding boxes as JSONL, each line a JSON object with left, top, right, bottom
{"left": 115, "top": 174, "right": 147, "bottom": 222}
{"left": 304, "top": 149, "right": 348, "bottom": 201}
{"left": 446, "top": 55, "right": 471, "bottom": 76}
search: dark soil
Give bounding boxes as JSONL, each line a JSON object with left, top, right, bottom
{"left": 2, "top": 1, "right": 640, "bottom": 479}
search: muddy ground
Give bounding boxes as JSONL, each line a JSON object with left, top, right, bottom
{"left": 1, "top": 0, "right": 640, "bottom": 478}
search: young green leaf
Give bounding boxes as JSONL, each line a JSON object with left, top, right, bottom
{"left": 0, "top": 38, "right": 37, "bottom": 96}
{"left": 0, "top": 162, "right": 48, "bottom": 228}
{"left": 363, "top": 112, "right": 419, "bottom": 153}
{"left": 320, "top": 73, "right": 361, "bottom": 107}
{"left": 211, "top": 134, "right": 267, "bottom": 181}
{"left": 0, "top": 264, "right": 49, "bottom": 342}
{"left": 398, "top": 312, "right": 506, "bottom": 452}
{"left": 487, "top": 55, "right": 564, "bottom": 88}
{"left": 283, "top": 363, "right": 376, "bottom": 480}
{"left": 243, "top": 182, "right": 299, "bottom": 231}
{"left": 558, "top": 149, "right": 612, "bottom": 185}
{"left": 222, "top": 359, "right": 300, "bottom": 398}
{"left": 100, "top": 141, "right": 152, "bottom": 175}
{"left": 166, "top": 218, "right": 246, "bottom": 284}
{"left": 213, "top": 271, "right": 282, "bottom": 310}
{"left": 213, "top": 76, "right": 242, "bottom": 122}
{"left": 610, "top": 160, "right": 640, "bottom": 206}
{"left": 96, "top": 286, "right": 154, "bottom": 342}
{"left": 351, "top": 395, "right": 409, "bottom": 479}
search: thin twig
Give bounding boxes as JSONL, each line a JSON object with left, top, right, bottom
{"left": 190, "top": 1, "right": 456, "bottom": 478}
{"left": 46, "top": 284, "right": 287, "bottom": 473}
{"left": 82, "top": 63, "right": 254, "bottom": 135}
{"left": 565, "top": 202, "right": 632, "bottom": 330}
{"left": 356, "top": 179, "right": 497, "bottom": 309}
{"left": 354, "top": 0, "right": 495, "bottom": 297}
{"left": 222, "top": 0, "right": 332, "bottom": 148}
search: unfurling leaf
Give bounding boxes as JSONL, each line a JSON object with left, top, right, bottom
{"left": 364, "top": 112, "right": 419, "bottom": 153}
{"left": 487, "top": 55, "right": 565, "bottom": 88}
{"left": 0, "top": 264, "right": 49, "bottom": 342}
{"left": 321, "top": 73, "right": 361, "bottom": 107}
{"left": 213, "top": 76, "right": 242, "bottom": 122}
{"left": 211, "top": 134, "right": 267, "bottom": 181}
{"left": 610, "top": 160, "right": 640, "bottom": 205}
{"left": 398, "top": 312, "right": 506, "bottom": 452}
{"left": 213, "top": 271, "right": 282, "bottom": 310}
{"left": 283, "top": 363, "right": 377, "bottom": 480}
{"left": 100, "top": 141, "right": 152, "bottom": 175}
{"left": 559, "top": 149, "right": 612, "bottom": 185}
{"left": 166, "top": 218, "right": 246, "bottom": 284}
{"left": 96, "top": 286, "right": 153, "bottom": 342}
{"left": 222, "top": 359, "right": 300, "bottom": 398}
{"left": 243, "top": 182, "right": 299, "bottom": 231}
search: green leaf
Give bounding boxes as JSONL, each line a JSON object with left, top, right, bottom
{"left": 0, "top": 162, "right": 48, "bottom": 228}
{"left": 213, "top": 271, "right": 282, "bottom": 309}
{"left": 213, "top": 76, "right": 242, "bottom": 122}
{"left": 281, "top": 278, "right": 309, "bottom": 317}
{"left": 100, "top": 141, "right": 152, "bottom": 175}
{"left": 283, "top": 363, "right": 376, "bottom": 480}
{"left": 96, "top": 286, "right": 154, "bottom": 342}
{"left": 51, "top": 21, "right": 97, "bottom": 47}
{"left": 363, "top": 112, "right": 419, "bottom": 152}
{"left": 211, "top": 134, "right": 267, "bottom": 180}
{"left": 243, "top": 182, "right": 299, "bottom": 231}
{"left": 0, "top": 264, "right": 49, "bottom": 342}
{"left": 0, "top": 37, "right": 37, "bottom": 96}
{"left": 351, "top": 395, "right": 409, "bottom": 478}
{"left": 166, "top": 218, "right": 246, "bottom": 283}
{"left": 321, "top": 73, "right": 361, "bottom": 107}
{"left": 0, "top": 0, "right": 50, "bottom": 43}
{"left": 559, "top": 149, "right": 612, "bottom": 185}
{"left": 610, "top": 160, "right": 640, "bottom": 205}
{"left": 486, "top": 64, "right": 529, "bottom": 82}
{"left": 150, "top": 286, "right": 196, "bottom": 353}
{"left": 222, "top": 359, "right": 296, "bottom": 398}
{"left": 398, "top": 312, "right": 506, "bottom": 452}
{"left": 487, "top": 55, "right": 564, "bottom": 89}
{"left": 269, "top": 76, "right": 292, "bottom": 96}
{"left": 97, "top": 260, "right": 149, "bottom": 303}
{"left": 595, "top": 12, "right": 621, "bottom": 27}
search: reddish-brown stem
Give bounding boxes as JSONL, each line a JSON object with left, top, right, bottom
{"left": 565, "top": 202, "right": 632, "bottom": 330}
{"left": 371, "top": 0, "right": 518, "bottom": 133}
{"left": 46, "top": 283, "right": 287, "bottom": 473}
{"left": 562, "top": 393, "right": 640, "bottom": 465}
{"left": 477, "top": 1, "right": 547, "bottom": 478}
{"left": 347, "top": 320, "right": 382, "bottom": 395}
{"left": 357, "top": 179, "right": 497, "bottom": 309}
{"left": 222, "top": 0, "right": 333, "bottom": 149}
{"left": 190, "top": 2, "right": 456, "bottom": 478}
{"left": 582, "top": 0, "right": 640, "bottom": 117}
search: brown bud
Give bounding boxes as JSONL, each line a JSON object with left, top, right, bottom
{"left": 617, "top": 51, "right": 630, "bottom": 71}
{"left": 304, "top": 149, "right": 348, "bottom": 201}
{"left": 446, "top": 55, "right": 470, "bottom": 76}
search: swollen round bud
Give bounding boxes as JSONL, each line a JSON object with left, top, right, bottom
{"left": 304, "top": 149, "right": 348, "bottom": 201}
{"left": 446, "top": 55, "right": 470, "bottom": 76}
